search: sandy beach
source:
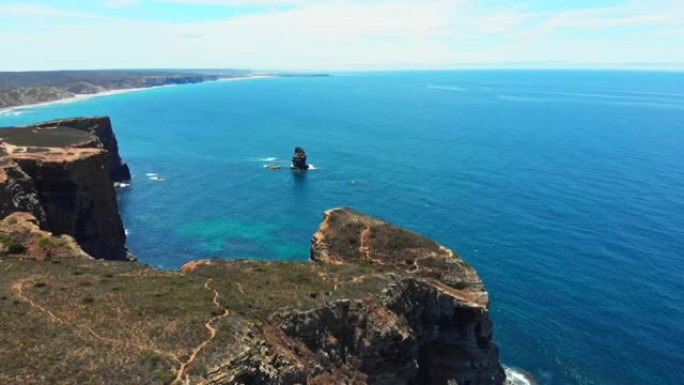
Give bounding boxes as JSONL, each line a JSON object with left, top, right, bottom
{"left": 0, "top": 75, "right": 274, "bottom": 115}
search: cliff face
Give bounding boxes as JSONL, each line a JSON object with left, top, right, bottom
{"left": 0, "top": 119, "right": 129, "bottom": 260}
{"left": 12, "top": 150, "right": 128, "bottom": 261}
{"left": 0, "top": 160, "right": 47, "bottom": 226}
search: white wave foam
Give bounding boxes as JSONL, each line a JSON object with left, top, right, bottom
{"left": 504, "top": 367, "right": 535, "bottom": 385}
{"left": 145, "top": 172, "right": 164, "bottom": 181}
{"left": 0, "top": 110, "right": 26, "bottom": 116}
{"left": 124, "top": 229, "right": 130, "bottom": 236}
{"left": 308, "top": 164, "right": 317, "bottom": 170}
{"left": 260, "top": 157, "right": 277, "bottom": 162}
{"left": 428, "top": 84, "right": 468, "bottom": 92}
{"left": 113, "top": 182, "right": 130, "bottom": 188}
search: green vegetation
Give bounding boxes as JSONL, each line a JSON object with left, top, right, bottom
{"left": 287, "top": 271, "right": 313, "bottom": 285}
{"left": 0, "top": 251, "right": 396, "bottom": 384}
{"left": 0, "top": 232, "right": 26, "bottom": 255}
{"left": 152, "top": 369, "right": 175, "bottom": 384}
{"left": 38, "top": 237, "right": 51, "bottom": 248}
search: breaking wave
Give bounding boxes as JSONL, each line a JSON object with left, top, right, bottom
{"left": 145, "top": 173, "right": 164, "bottom": 181}
{"left": 504, "top": 367, "right": 537, "bottom": 385}
{"left": 0, "top": 109, "right": 26, "bottom": 116}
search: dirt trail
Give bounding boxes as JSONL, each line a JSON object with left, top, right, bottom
{"left": 427, "top": 278, "right": 487, "bottom": 308}
{"left": 11, "top": 276, "right": 64, "bottom": 324}
{"left": 172, "top": 279, "right": 230, "bottom": 385}
{"left": 10, "top": 275, "right": 181, "bottom": 364}
{"left": 358, "top": 225, "right": 388, "bottom": 265}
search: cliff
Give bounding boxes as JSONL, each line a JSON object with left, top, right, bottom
{"left": 0, "top": 207, "right": 506, "bottom": 385}
{"left": 212, "top": 208, "right": 504, "bottom": 385}
{"left": 0, "top": 117, "right": 508, "bottom": 384}
{"left": 0, "top": 118, "right": 129, "bottom": 260}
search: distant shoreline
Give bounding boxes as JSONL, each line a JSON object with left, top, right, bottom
{"left": 0, "top": 74, "right": 275, "bottom": 114}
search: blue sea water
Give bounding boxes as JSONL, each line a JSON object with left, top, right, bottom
{"left": 1, "top": 71, "right": 683, "bottom": 385}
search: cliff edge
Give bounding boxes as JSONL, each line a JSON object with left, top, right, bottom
{"left": 0, "top": 117, "right": 129, "bottom": 260}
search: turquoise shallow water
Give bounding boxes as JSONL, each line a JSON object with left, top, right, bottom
{"left": 1, "top": 71, "right": 683, "bottom": 384}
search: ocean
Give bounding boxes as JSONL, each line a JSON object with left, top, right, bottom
{"left": 1, "top": 70, "right": 683, "bottom": 385}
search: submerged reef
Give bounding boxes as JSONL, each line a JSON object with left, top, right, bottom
{"left": 0, "top": 117, "right": 510, "bottom": 385}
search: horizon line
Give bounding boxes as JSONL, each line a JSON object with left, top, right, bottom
{"left": 2, "top": 64, "right": 684, "bottom": 74}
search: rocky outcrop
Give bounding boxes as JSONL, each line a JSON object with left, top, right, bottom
{"left": 0, "top": 119, "right": 129, "bottom": 260}
{"left": 291, "top": 147, "right": 310, "bottom": 170}
{"left": 207, "top": 208, "right": 505, "bottom": 385}
{"left": 0, "top": 211, "right": 90, "bottom": 260}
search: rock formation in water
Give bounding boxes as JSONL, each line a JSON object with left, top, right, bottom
{"left": 0, "top": 117, "right": 129, "bottom": 260}
{"left": 291, "top": 146, "right": 310, "bottom": 170}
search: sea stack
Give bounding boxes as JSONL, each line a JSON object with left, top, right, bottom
{"left": 290, "top": 146, "right": 310, "bottom": 170}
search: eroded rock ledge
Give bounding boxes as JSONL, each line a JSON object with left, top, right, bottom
{"left": 0, "top": 117, "right": 129, "bottom": 260}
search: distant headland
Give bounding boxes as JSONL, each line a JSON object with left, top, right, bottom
{"left": 0, "top": 69, "right": 329, "bottom": 110}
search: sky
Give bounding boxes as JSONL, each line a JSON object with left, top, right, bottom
{"left": 1, "top": 0, "right": 684, "bottom": 71}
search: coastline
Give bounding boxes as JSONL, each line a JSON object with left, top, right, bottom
{"left": 0, "top": 74, "right": 274, "bottom": 115}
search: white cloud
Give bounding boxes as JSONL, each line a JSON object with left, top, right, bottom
{"left": 103, "top": 0, "right": 140, "bottom": 9}
{"left": 1, "top": 0, "right": 684, "bottom": 70}
{"left": 0, "top": 3, "right": 106, "bottom": 19}
{"left": 539, "top": 6, "right": 675, "bottom": 31}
